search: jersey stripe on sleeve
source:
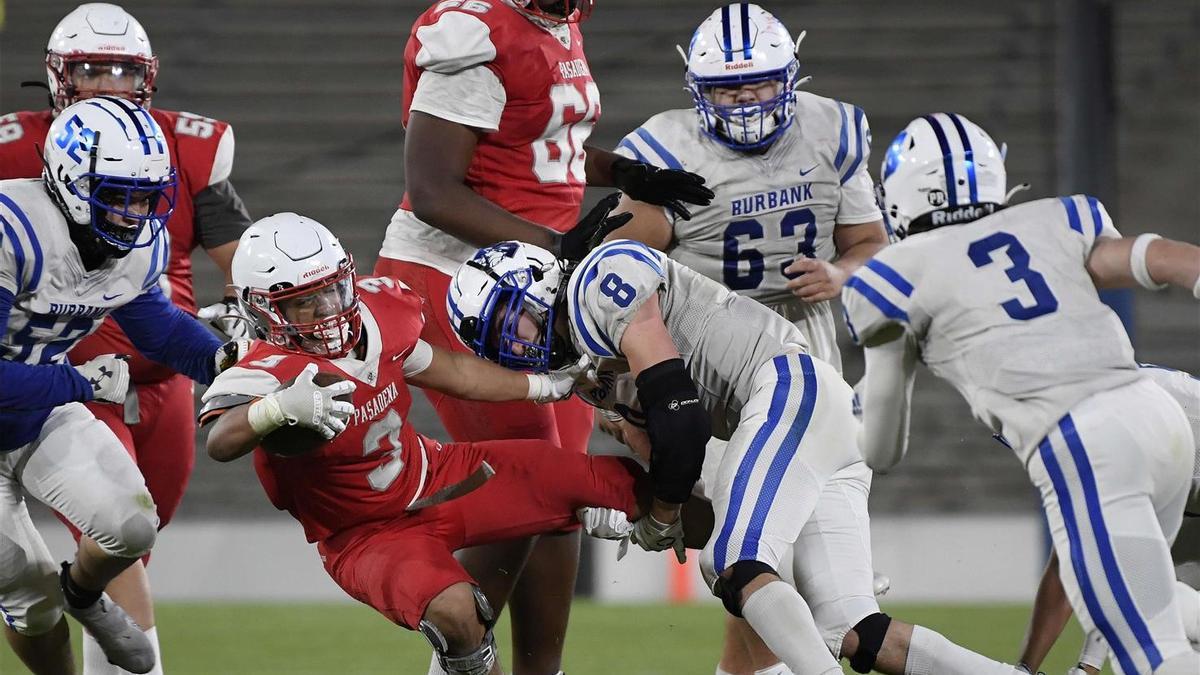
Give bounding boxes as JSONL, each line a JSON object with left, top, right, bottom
{"left": 844, "top": 276, "right": 909, "bottom": 323}
{"left": 631, "top": 128, "right": 683, "bottom": 170}
{"left": 616, "top": 137, "right": 649, "bottom": 163}
{"left": 0, "top": 193, "right": 44, "bottom": 293}
{"left": 839, "top": 106, "right": 867, "bottom": 186}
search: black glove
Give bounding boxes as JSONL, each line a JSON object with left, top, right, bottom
{"left": 557, "top": 192, "right": 633, "bottom": 262}
{"left": 610, "top": 157, "right": 714, "bottom": 221}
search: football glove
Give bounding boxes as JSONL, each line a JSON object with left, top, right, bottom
{"left": 610, "top": 157, "right": 714, "bottom": 221}
{"left": 624, "top": 513, "right": 687, "bottom": 564}
{"left": 576, "top": 507, "right": 634, "bottom": 540}
{"left": 197, "top": 296, "right": 253, "bottom": 340}
{"left": 247, "top": 364, "right": 357, "bottom": 439}
{"left": 74, "top": 354, "right": 130, "bottom": 404}
{"left": 558, "top": 193, "right": 633, "bottom": 262}
{"left": 525, "top": 355, "right": 592, "bottom": 403}
{"left": 214, "top": 339, "right": 251, "bottom": 375}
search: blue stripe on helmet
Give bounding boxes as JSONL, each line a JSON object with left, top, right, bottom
{"left": 946, "top": 114, "right": 978, "bottom": 203}
{"left": 921, "top": 114, "right": 957, "bottom": 206}
{"left": 740, "top": 2, "right": 752, "bottom": 60}
{"left": 882, "top": 129, "right": 908, "bottom": 182}
{"left": 721, "top": 5, "right": 734, "bottom": 62}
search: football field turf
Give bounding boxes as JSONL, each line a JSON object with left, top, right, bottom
{"left": 1, "top": 601, "right": 1116, "bottom": 674}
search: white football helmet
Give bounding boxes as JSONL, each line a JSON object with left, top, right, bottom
{"left": 684, "top": 3, "right": 802, "bottom": 150}
{"left": 448, "top": 241, "right": 572, "bottom": 372}
{"left": 44, "top": 96, "right": 175, "bottom": 254}
{"left": 232, "top": 213, "right": 361, "bottom": 358}
{"left": 879, "top": 113, "right": 1007, "bottom": 236}
{"left": 46, "top": 3, "right": 157, "bottom": 111}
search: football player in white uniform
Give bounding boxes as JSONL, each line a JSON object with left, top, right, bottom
{"left": 845, "top": 112, "right": 1200, "bottom": 675}
{"left": 606, "top": 5, "right": 910, "bottom": 674}
{"left": 1016, "top": 364, "right": 1200, "bottom": 675}
{"left": 0, "top": 97, "right": 230, "bottom": 674}
{"left": 448, "top": 239, "right": 1023, "bottom": 675}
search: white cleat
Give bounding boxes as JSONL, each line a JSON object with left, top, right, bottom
{"left": 872, "top": 572, "right": 891, "bottom": 597}
{"left": 64, "top": 593, "right": 156, "bottom": 674}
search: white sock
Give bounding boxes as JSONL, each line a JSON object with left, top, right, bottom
{"left": 904, "top": 625, "right": 1013, "bottom": 675}
{"left": 740, "top": 580, "right": 840, "bottom": 675}
{"left": 83, "top": 626, "right": 163, "bottom": 675}
{"left": 755, "top": 664, "right": 794, "bottom": 675}
{"left": 1176, "top": 580, "right": 1200, "bottom": 644}
{"left": 1077, "top": 628, "right": 1107, "bottom": 670}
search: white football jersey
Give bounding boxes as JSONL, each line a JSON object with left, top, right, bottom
{"left": 614, "top": 93, "right": 882, "bottom": 369}
{"left": 0, "top": 179, "right": 171, "bottom": 366}
{"left": 566, "top": 239, "right": 808, "bottom": 439}
{"left": 843, "top": 195, "right": 1140, "bottom": 463}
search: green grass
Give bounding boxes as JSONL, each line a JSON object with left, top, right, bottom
{"left": 2, "top": 601, "right": 1113, "bottom": 674}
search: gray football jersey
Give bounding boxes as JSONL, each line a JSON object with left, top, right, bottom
{"left": 843, "top": 195, "right": 1140, "bottom": 463}
{"left": 614, "top": 94, "right": 882, "bottom": 369}
{"left": 566, "top": 239, "right": 808, "bottom": 440}
{"left": 0, "top": 179, "right": 171, "bottom": 366}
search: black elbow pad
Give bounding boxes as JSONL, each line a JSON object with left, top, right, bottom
{"left": 636, "top": 358, "right": 711, "bottom": 504}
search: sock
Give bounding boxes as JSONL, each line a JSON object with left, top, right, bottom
{"left": 904, "top": 625, "right": 1015, "bottom": 675}
{"left": 60, "top": 562, "right": 102, "bottom": 610}
{"left": 755, "top": 664, "right": 794, "bottom": 675}
{"left": 83, "top": 626, "right": 163, "bottom": 675}
{"left": 1175, "top": 580, "right": 1200, "bottom": 644}
{"left": 1076, "top": 628, "right": 1107, "bottom": 670}
{"left": 740, "top": 580, "right": 840, "bottom": 675}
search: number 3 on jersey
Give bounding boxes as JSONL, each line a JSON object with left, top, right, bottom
{"left": 968, "top": 232, "right": 1058, "bottom": 320}
{"left": 533, "top": 82, "right": 600, "bottom": 184}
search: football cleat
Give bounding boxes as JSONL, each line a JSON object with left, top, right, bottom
{"left": 64, "top": 592, "right": 155, "bottom": 674}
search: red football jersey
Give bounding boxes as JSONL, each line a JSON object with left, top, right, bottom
{"left": 398, "top": 0, "right": 599, "bottom": 232}
{"left": 0, "top": 108, "right": 235, "bottom": 381}
{"left": 201, "top": 277, "right": 436, "bottom": 544}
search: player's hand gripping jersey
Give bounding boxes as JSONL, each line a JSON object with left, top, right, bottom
{"left": 843, "top": 196, "right": 1141, "bottom": 462}
{"left": 384, "top": 0, "right": 599, "bottom": 271}
{"left": 567, "top": 239, "right": 809, "bottom": 439}
{"left": 0, "top": 107, "right": 241, "bottom": 381}
{"left": 615, "top": 95, "right": 879, "bottom": 363}
{"left": 200, "top": 277, "right": 442, "bottom": 543}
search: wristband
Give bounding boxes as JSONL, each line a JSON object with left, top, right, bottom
{"left": 1129, "top": 233, "right": 1168, "bottom": 291}
{"left": 247, "top": 395, "right": 286, "bottom": 435}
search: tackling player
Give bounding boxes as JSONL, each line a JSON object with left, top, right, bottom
{"left": 1, "top": 97, "right": 231, "bottom": 675}
{"left": 448, "top": 239, "right": 1024, "bottom": 675}
{"left": 606, "top": 5, "right": 900, "bottom": 673}
{"left": 845, "top": 113, "right": 1200, "bottom": 674}
{"left": 377, "top": 1, "right": 712, "bottom": 671}
{"left": 200, "top": 213, "right": 653, "bottom": 675}
{"left": 0, "top": 5, "right": 252, "bottom": 671}
{"left": 1015, "top": 364, "right": 1200, "bottom": 675}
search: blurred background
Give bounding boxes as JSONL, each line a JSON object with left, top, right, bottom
{"left": 1, "top": 0, "right": 1197, "bottom": 673}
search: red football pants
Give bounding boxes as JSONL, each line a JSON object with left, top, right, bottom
{"left": 375, "top": 257, "right": 594, "bottom": 453}
{"left": 56, "top": 374, "right": 196, "bottom": 559}
{"left": 318, "top": 438, "right": 641, "bottom": 629}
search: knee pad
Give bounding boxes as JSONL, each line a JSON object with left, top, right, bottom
{"left": 92, "top": 508, "right": 158, "bottom": 559}
{"left": 418, "top": 585, "right": 499, "bottom": 675}
{"left": 712, "top": 560, "right": 777, "bottom": 618}
{"left": 848, "top": 612, "right": 892, "bottom": 674}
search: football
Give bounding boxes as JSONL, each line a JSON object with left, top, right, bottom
{"left": 259, "top": 371, "right": 354, "bottom": 457}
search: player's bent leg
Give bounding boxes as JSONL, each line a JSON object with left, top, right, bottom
{"left": 507, "top": 529, "right": 580, "bottom": 675}
{"left": 4, "top": 619, "right": 76, "bottom": 675}
{"left": 421, "top": 583, "right": 501, "bottom": 675}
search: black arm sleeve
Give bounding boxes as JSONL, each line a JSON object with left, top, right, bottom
{"left": 636, "top": 358, "right": 711, "bottom": 504}
{"left": 194, "top": 179, "right": 252, "bottom": 249}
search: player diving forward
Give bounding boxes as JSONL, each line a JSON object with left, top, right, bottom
{"left": 200, "top": 214, "right": 654, "bottom": 675}
{"left": 606, "top": 4, "right": 928, "bottom": 674}
{"left": 844, "top": 113, "right": 1200, "bottom": 675}
{"left": 0, "top": 97, "right": 231, "bottom": 674}
{"left": 1016, "top": 364, "right": 1200, "bottom": 675}
{"left": 448, "top": 239, "right": 1025, "bottom": 674}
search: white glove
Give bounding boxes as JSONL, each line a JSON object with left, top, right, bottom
{"left": 247, "top": 364, "right": 357, "bottom": 439}
{"left": 576, "top": 507, "right": 634, "bottom": 540}
{"left": 214, "top": 338, "right": 251, "bottom": 375}
{"left": 74, "top": 355, "right": 130, "bottom": 404}
{"left": 525, "top": 356, "right": 592, "bottom": 403}
{"left": 198, "top": 297, "right": 252, "bottom": 340}
{"left": 625, "top": 514, "right": 687, "bottom": 564}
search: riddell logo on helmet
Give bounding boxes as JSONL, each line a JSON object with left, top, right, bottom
{"left": 302, "top": 264, "right": 331, "bottom": 279}
{"left": 724, "top": 61, "right": 755, "bottom": 71}
{"left": 97, "top": 44, "right": 125, "bottom": 52}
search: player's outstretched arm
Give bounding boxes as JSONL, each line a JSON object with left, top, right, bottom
{"left": 1087, "top": 234, "right": 1200, "bottom": 296}
{"left": 112, "top": 285, "right": 225, "bottom": 384}
{"left": 1016, "top": 550, "right": 1075, "bottom": 674}
{"left": 584, "top": 145, "right": 714, "bottom": 221}
{"left": 858, "top": 333, "right": 917, "bottom": 472}
{"left": 406, "top": 342, "right": 582, "bottom": 404}
{"left": 405, "top": 111, "right": 560, "bottom": 251}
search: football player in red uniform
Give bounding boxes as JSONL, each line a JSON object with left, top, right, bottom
{"left": 377, "top": 2, "right": 713, "bottom": 670}
{"left": 0, "top": 5, "right": 252, "bottom": 670}
{"left": 202, "top": 213, "right": 652, "bottom": 675}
